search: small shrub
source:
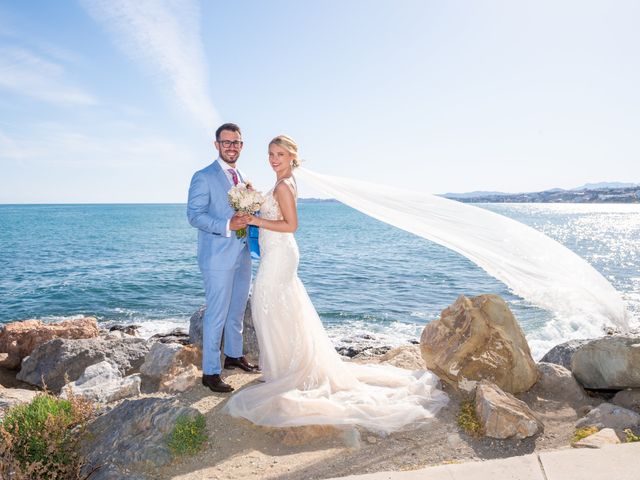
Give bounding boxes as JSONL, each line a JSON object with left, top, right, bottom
{"left": 572, "top": 426, "right": 599, "bottom": 444}
{"left": 0, "top": 390, "right": 94, "bottom": 479}
{"left": 167, "top": 414, "right": 208, "bottom": 457}
{"left": 457, "top": 399, "right": 483, "bottom": 437}
{"left": 624, "top": 428, "right": 640, "bottom": 443}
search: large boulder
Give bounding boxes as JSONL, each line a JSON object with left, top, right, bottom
{"left": 0, "top": 317, "right": 99, "bottom": 369}
{"left": 475, "top": 380, "right": 543, "bottom": 439}
{"left": 61, "top": 361, "right": 141, "bottom": 404}
{"left": 189, "top": 300, "right": 259, "bottom": 361}
{"left": 420, "top": 294, "right": 538, "bottom": 394}
{"left": 576, "top": 403, "right": 640, "bottom": 430}
{"left": 571, "top": 335, "right": 640, "bottom": 389}
{"left": 16, "top": 335, "right": 149, "bottom": 393}
{"left": 81, "top": 397, "right": 202, "bottom": 479}
{"left": 540, "top": 339, "right": 591, "bottom": 370}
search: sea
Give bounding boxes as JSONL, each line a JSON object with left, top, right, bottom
{"left": 1, "top": 202, "right": 639, "bottom": 359}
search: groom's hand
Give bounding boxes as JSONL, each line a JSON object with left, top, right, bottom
{"left": 230, "top": 213, "right": 249, "bottom": 231}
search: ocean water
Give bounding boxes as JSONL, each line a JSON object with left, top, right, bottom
{"left": 1, "top": 202, "right": 638, "bottom": 358}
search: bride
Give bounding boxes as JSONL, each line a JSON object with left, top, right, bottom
{"left": 223, "top": 135, "right": 449, "bottom": 434}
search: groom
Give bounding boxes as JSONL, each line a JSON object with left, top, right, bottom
{"left": 187, "top": 123, "right": 259, "bottom": 393}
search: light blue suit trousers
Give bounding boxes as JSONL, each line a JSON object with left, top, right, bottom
{"left": 187, "top": 160, "right": 251, "bottom": 375}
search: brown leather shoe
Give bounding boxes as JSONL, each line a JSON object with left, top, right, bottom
{"left": 202, "top": 374, "right": 234, "bottom": 393}
{"left": 224, "top": 356, "right": 260, "bottom": 372}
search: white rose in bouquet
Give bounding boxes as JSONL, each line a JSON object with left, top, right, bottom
{"left": 228, "top": 182, "right": 265, "bottom": 238}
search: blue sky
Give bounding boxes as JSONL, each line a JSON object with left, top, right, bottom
{"left": 1, "top": 0, "right": 639, "bottom": 203}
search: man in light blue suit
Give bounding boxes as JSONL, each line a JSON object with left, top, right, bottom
{"left": 187, "top": 123, "right": 259, "bottom": 393}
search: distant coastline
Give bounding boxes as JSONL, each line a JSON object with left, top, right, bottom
{"left": 441, "top": 185, "right": 640, "bottom": 204}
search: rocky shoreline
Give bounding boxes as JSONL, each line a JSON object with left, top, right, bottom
{"left": 1, "top": 294, "right": 639, "bottom": 480}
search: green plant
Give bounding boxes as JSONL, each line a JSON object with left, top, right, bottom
{"left": 572, "top": 426, "right": 599, "bottom": 444}
{"left": 457, "top": 399, "right": 483, "bottom": 437}
{"left": 624, "top": 428, "right": 640, "bottom": 443}
{"left": 167, "top": 414, "right": 208, "bottom": 457}
{"left": 0, "top": 391, "right": 94, "bottom": 479}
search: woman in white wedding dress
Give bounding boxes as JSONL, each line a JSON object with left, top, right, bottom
{"left": 223, "top": 135, "right": 448, "bottom": 434}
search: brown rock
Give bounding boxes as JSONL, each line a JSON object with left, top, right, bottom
{"left": 0, "top": 317, "right": 100, "bottom": 369}
{"left": 420, "top": 294, "right": 538, "bottom": 394}
{"left": 376, "top": 345, "right": 424, "bottom": 370}
{"left": 475, "top": 380, "right": 543, "bottom": 439}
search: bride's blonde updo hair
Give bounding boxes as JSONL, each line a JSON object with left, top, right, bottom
{"left": 269, "top": 134, "right": 300, "bottom": 169}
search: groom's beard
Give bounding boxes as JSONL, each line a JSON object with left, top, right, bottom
{"left": 220, "top": 151, "right": 239, "bottom": 166}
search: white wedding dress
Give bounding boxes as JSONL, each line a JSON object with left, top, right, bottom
{"left": 224, "top": 178, "right": 449, "bottom": 434}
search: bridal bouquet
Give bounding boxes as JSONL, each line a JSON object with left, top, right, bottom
{"left": 228, "top": 182, "right": 265, "bottom": 238}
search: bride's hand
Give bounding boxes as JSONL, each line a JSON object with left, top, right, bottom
{"left": 247, "top": 215, "right": 260, "bottom": 226}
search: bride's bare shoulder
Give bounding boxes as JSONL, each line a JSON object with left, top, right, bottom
{"left": 274, "top": 177, "right": 297, "bottom": 198}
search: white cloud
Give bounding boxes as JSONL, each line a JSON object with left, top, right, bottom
{"left": 79, "top": 0, "right": 219, "bottom": 133}
{"left": 0, "top": 46, "right": 97, "bottom": 106}
{"left": 0, "top": 121, "right": 197, "bottom": 167}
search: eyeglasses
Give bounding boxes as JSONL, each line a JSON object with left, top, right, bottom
{"left": 217, "top": 140, "right": 243, "bottom": 148}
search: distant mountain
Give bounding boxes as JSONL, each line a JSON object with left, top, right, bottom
{"left": 441, "top": 184, "right": 640, "bottom": 204}
{"left": 442, "top": 190, "right": 513, "bottom": 199}
{"left": 572, "top": 182, "right": 639, "bottom": 191}
{"left": 298, "top": 197, "right": 339, "bottom": 203}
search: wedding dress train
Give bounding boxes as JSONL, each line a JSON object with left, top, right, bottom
{"left": 224, "top": 178, "right": 448, "bottom": 434}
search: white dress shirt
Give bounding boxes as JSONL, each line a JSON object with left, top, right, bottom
{"left": 215, "top": 158, "right": 244, "bottom": 237}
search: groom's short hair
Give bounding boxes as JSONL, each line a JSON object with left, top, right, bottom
{"left": 216, "top": 123, "right": 241, "bottom": 140}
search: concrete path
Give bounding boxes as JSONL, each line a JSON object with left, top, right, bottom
{"left": 328, "top": 442, "right": 640, "bottom": 480}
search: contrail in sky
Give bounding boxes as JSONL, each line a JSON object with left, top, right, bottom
{"left": 79, "top": 0, "right": 218, "bottom": 132}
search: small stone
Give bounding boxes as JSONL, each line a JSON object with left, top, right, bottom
{"left": 573, "top": 428, "right": 621, "bottom": 448}
{"left": 366, "top": 435, "right": 378, "bottom": 444}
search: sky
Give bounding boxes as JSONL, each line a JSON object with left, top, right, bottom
{"left": 0, "top": 0, "right": 639, "bottom": 203}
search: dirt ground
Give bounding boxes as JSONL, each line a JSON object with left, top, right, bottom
{"left": 152, "top": 355, "right": 584, "bottom": 480}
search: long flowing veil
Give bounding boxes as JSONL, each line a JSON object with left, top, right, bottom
{"left": 295, "top": 168, "right": 630, "bottom": 354}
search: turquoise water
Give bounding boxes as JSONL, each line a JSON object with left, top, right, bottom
{"left": 1, "top": 202, "right": 638, "bottom": 352}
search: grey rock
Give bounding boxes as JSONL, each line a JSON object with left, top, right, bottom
{"left": 108, "top": 324, "right": 141, "bottom": 336}
{"left": 540, "top": 339, "right": 591, "bottom": 370}
{"left": 61, "top": 361, "right": 141, "bottom": 404}
{"left": 533, "top": 362, "right": 590, "bottom": 405}
{"left": 612, "top": 389, "right": 640, "bottom": 413}
{"left": 0, "top": 387, "right": 38, "bottom": 418}
{"left": 475, "top": 380, "right": 543, "bottom": 439}
{"left": 189, "top": 300, "right": 259, "bottom": 361}
{"left": 576, "top": 402, "right": 640, "bottom": 430}
{"left": 571, "top": 335, "right": 640, "bottom": 389}
{"left": 16, "top": 336, "right": 149, "bottom": 393}
{"left": 81, "top": 396, "right": 202, "bottom": 478}
{"left": 140, "top": 342, "right": 183, "bottom": 380}
{"left": 149, "top": 328, "right": 190, "bottom": 345}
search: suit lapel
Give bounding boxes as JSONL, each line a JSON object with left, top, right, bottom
{"left": 212, "top": 160, "right": 232, "bottom": 190}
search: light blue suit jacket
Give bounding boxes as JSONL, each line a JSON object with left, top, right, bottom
{"left": 187, "top": 160, "right": 248, "bottom": 271}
